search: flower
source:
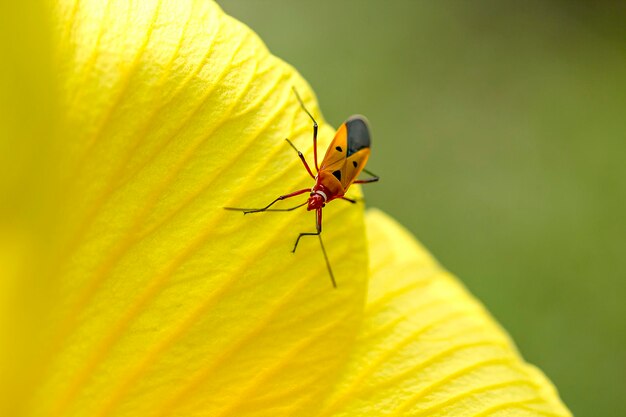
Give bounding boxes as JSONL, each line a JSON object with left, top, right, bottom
{"left": 0, "top": 1, "right": 571, "bottom": 416}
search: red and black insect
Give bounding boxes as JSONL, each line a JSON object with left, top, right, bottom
{"left": 226, "top": 88, "right": 378, "bottom": 287}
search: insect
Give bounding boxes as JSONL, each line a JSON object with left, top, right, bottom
{"left": 225, "top": 88, "right": 378, "bottom": 287}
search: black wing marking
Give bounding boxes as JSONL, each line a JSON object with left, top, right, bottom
{"left": 345, "top": 115, "right": 371, "bottom": 157}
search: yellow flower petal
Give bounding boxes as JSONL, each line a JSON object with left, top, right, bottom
{"left": 3, "top": 1, "right": 572, "bottom": 416}
{"left": 19, "top": 1, "right": 368, "bottom": 416}
{"left": 319, "top": 209, "right": 571, "bottom": 417}
{"left": 1, "top": 2, "right": 60, "bottom": 416}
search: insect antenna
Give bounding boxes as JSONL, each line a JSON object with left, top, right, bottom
{"left": 292, "top": 87, "right": 317, "bottom": 125}
{"left": 292, "top": 87, "right": 320, "bottom": 171}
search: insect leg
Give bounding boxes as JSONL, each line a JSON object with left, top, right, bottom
{"left": 354, "top": 178, "right": 378, "bottom": 184}
{"left": 292, "top": 208, "right": 336, "bottom": 288}
{"left": 317, "top": 234, "right": 336, "bottom": 288}
{"left": 354, "top": 168, "right": 380, "bottom": 184}
{"left": 340, "top": 197, "right": 358, "bottom": 204}
{"left": 292, "top": 207, "right": 322, "bottom": 253}
{"left": 292, "top": 87, "right": 319, "bottom": 172}
{"left": 224, "top": 188, "right": 310, "bottom": 214}
{"left": 285, "top": 138, "right": 315, "bottom": 179}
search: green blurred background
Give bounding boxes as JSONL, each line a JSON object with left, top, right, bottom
{"left": 220, "top": 1, "right": 625, "bottom": 415}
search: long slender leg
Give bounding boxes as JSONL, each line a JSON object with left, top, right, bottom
{"left": 340, "top": 196, "right": 357, "bottom": 204}
{"left": 224, "top": 201, "right": 308, "bottom": 213}
{"left": 292, "top": 87, "right": 319, "bottom": 172}
{"left": 354, "top": 178, "right": 379, "bottom": 184}
{"left": 292, "top": 207, "right": 322, "bottom": 253}
{"left": 285, "top": 138, "right": 315, "bottom": 179}
{"left": 224, "top": 188, "right": 310, "bottom": 214}
{"left": 317, "top": 234, "right": 336, "bottom": 288}
{"left": 292, "top": 208, "right": 336, "bottom": 288}
{"left": 354, "top": 168, "right": 380, "bottom": 184}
